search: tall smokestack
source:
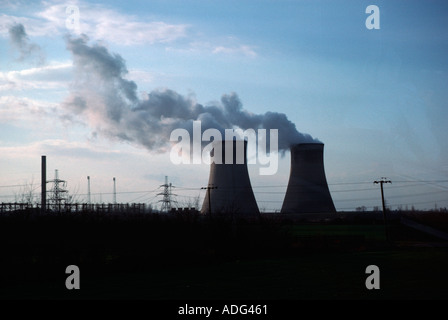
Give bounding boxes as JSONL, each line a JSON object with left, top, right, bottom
{"left": 41, "top": 155, "right": 46, "bottom": 214}
{"left": 201, "top": 140, "right": 259, "bottom": 218}
{"left": 281, "top": 143, "right": 336, "bottom": 213}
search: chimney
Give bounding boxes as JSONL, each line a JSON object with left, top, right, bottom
{"left": 41, "top": 155, "right": 46, "bottom": 214}
{"left": 201, "top": 140, "right": 259, "bottom": 218}
{"left": 281, "top": 143, "right": 336, "bottom": 213}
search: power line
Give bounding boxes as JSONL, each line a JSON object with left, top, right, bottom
{"left": 128, "top": 187, "right": 160, "bottom": 203}
{"left": 329, "top": 181, "right": 373, "bottom": 186}
{"left": 331, "top": 188, "right": 448, "bottom": 203}
{"left": 1, "top": 175, "right": 446, "bottom": 212}
{"left": 389, "top": 198, "right": 448, "bottom": 208}
{"left": 0, "top": 179, "right": 446, "bottom": 192}
{"left": 392, "top": 180, "right": 448, "bottom": 183}
{"left": 0, "top": 184, "right": 32, "bottom": 189}
{"left": 201, "top": 184, "right": 217, "bottom": 217}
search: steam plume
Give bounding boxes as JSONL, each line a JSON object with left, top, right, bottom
{"left": 62, "top": 35, "right": 319, "bottom": 154}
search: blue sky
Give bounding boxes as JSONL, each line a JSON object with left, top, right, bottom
{"left": 1, "top": 0, "right": 447, "bottom": 211}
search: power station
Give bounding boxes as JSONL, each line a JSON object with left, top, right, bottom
{"left": 38, "top": 142, "right": 336, "bottom": 216}
{"left": 281, "top": 143, "right": 336, "bottom": 214}
{"left": 201, "top": 140, "right": 260, "bottom": 218}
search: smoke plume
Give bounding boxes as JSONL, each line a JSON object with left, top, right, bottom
{"left": 8, "top": 23, "right": 45, "bottom": 64}
{"left": 62, "top": 35, "right": 319, "bottom": 154}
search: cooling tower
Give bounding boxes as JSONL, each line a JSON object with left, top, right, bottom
{"left": 281, "top": 143, "right": 336, "bottom": 213}
{"left": 201, "top": 140, "right": 260, "bottom": 218}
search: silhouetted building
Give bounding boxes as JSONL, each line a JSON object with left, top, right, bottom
{"left": 201, "top": 140, "right": 260, "bottom": 218}
{"left": 281, "top": 143, "right": 336, "bottom": 213}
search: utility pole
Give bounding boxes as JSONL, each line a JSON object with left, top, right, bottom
{"left": 374, "top": 177, "right": 391, "bottom": 242}
{"left": 201, "top": 185, "right": 217, "bottom": 218}
{"left": 87, "top": 176, "right": 91, "bottom": 205}
{"left": 113, "top": 177, "right": 117, "bottom": 204}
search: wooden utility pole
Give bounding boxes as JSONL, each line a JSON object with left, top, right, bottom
{"left": 374, "top": 177, "right": 391, "bottom": 242}
{"left": 113, "top": 177, "right": 117, "bottom": 205}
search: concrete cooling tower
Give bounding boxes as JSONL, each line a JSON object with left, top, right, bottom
{"left": 281, "top": 143, "right": 336, "bottom": 214}
{"left": 201, "top": 140, "right": 260, "bottom": 218}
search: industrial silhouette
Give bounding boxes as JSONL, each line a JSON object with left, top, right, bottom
{"left": 281, "top": 143, "right": 336, "bottom": 213}
{"left": 201, "top": 140, "right": 260, "bottom": 218}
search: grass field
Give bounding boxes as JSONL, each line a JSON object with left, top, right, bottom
{"left": 288, "top": 224, "right": 387, "bottom": 241}
{"left": 1, "top": 212, "right": 447, "bottom": 300}
{"left": 1, "top": 248, "right": 447, "bottom": 300}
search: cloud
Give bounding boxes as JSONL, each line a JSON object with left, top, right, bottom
{"left": 0, "top": 13, "right": 57, "bottom": 38}
{"left": 61, "top": 35, "right": 318, "bottom": 155}
{"left": 34, "top": 1, "right": 188, "bottom": 45}
{"left": 2, "top": 2, "right": 255, "bottom": 58}
{"left": 1, "top": 1, "right": 188, "bottom": 46}
{"left": 8, "top": 23, "right": 45, "bottom": 64}
{"left": 0, "top": 95, "right": 57, "bottom": 122}
{"left": 0, "top": 62, "right": 72, "bottom": 91}
{"left": 0, "top": 0, "right": 24, "bottom": 10}
{"left": 0, "top": 139, "right": 124, "bottom": 161}
{"left": 40, "top": 139, "right": 124, "bottom": 160}
{"left": 166, "top": 40, "right": 258, "bottom": 57}
{"left": 212, "top": 44, "right": 257, "bottom": 57}
{"left": 126, "top": 69, "right": 154, "bottom": 84}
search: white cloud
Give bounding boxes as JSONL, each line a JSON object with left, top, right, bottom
{"left": 0, "top": 95, "right": 58, "bottom": 123}
{"left": 92, "top": 17, "right": 188, "bottom": 46}
{"left": 33, "top": 1, "right": 188, "bottom": 45}
{"left": 212, "top": 44, "right": 257, "bottom": 57}
{"left": 0, "top": 13, "right": 59, "bottom": 38}
{"left": 0, "top": 139, "right": 124, "bottom": 161}
{"left": 126, "top": 69, "right": 154, "bottom": 84}
{"left": 2, "top": 1, "right": 258, "bottom": 59}
{"left": 166, "top": 40, "right": 257, "bottom": 57}
{"left": 40, "top": 139, "right": 124, "bottom": 159}
{"left": 1, "top": 1, "right": 188, "bottom": 45}
{"left": 0, "top": 62, "right": 156, "bottom": 94}
{"left": 0, "top": 62, "right": 72, "bottom": 91}
{"left": 0, "top": 77, "right": 15, "bottom": 91}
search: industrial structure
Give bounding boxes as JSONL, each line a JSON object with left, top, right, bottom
{"left": 48, "top": 169, "right": 68, "bottom": 211}
{"left": 158, "top": 176, "right": 177, "bottom": 212}
{"left": 281, "top": 143, "right": 336, "bottom": 214}
{"left": 33, "top": 146, "right": 335, "bottom": 216}
{"left": 201, "top": 140, "right": 259, "bottom": 218}
{"left": 41, "top": 155, "right": 46, "bottom": 214}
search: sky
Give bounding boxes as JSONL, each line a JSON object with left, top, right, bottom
{"left": 1, "top": 0, "right": 447, "bottom": 212}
